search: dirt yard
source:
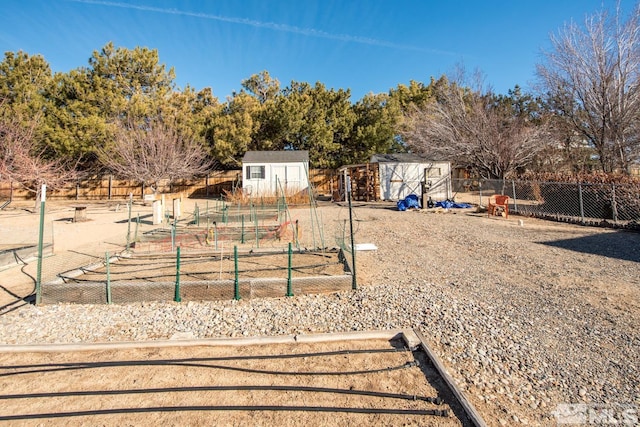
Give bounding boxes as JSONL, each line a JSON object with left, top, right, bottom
{"left": 0, "top": 335, "right": 466, "bottom": 426}
{"left": 1, "top": 197, "right": 638, "bottom": 426}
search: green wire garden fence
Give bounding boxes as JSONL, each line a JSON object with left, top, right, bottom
{"left": 38, "top": 195, "right": 358, "bottom": 305}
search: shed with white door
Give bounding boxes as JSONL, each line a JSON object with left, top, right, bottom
{"left": 371, "top": 153, "right": 452, "bottom": 202}
{"left": 242, "top": 150, "right": 310, "bottom": 197}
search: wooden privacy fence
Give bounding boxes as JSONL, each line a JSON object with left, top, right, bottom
{"left": 0, "top": 169, "right": 337, "bottom": 201}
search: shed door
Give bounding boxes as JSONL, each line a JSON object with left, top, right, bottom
{"left": 286, "top": 165, "right": 302, "bottom": 191}
{"left": 424, "top": 166, "right": 451, "bottom": 201}
{"left": 272, "top": 165, "right": 286, "bottom": 194}
{"left": 383, "top": 163, "right": 423, "bottom": 200}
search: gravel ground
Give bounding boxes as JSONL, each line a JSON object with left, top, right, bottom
{"left": 1, "top": 202, "right": 639, "bottom": 426}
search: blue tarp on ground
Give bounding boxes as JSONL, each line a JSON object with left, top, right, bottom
{"left": 397, "top": 195, "right": 472, "bottom": 211}
{"left": 397, "top": 194, "right": 421, "bottom": 211}
{"left": 434, "top": 200, "right": 473, "bottom": 209}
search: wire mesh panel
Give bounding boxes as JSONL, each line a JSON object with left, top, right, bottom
{"left": 452, "top": 178, "right": 640, "bottom": 227}
{"left": 40, "top": 248, "right": 352, "bottom": 304}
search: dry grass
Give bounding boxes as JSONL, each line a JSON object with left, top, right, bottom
{"left": 223, "top": 189, "right": 311, "bottom": 206}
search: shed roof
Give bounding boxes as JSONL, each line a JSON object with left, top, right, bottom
{"left": 370, "top": 153, "right": 429, "bottom": 163}
{"left": 242, "top": 150, "right": 309, "bottom": 163}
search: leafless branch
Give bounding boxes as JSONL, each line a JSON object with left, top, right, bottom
{"left": 98, "top": 119, "right": 213, "bottom": 191}
{"left": 0, "top": 115, "right": 76, "bottom": 195}
{"left": 402, "top": 82, "right": 551, "bottom": 179}
{"left": 537, "top": 3, "right": 640, "bottom": 173}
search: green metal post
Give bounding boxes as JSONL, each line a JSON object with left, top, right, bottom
{"left": 171, "top": 220, "right": 176, "bottom": 252}
{"left": 35, "top": 184, "right": 46, "bottom": 305}
{"left": 309, "top": 196, "right": 316, "bottom": 249}
{"left": 286, "top": 242, "right": 293, "bottom": 296}
{"left": 126, "top": 194, "right": 132, "bottom": 250}
{"left": 233, "top": 245, "right": 240, "bottom": 300}
{"left": 134, "top": 213, "right": 140, "bottom": 245}
{"left": 106, "top": 252, "right": 112, "bottom": 304}
{"left": 255, "top": 213, "right": 259, "bottom": 248}
{"left": 277, "top": 196, "right": 281, "bottom": 225}
{"left": 223, "top": 202, "right": 228, "bottom": 224}
{"left": 241, "top": 215, "right": 245, "bottom": 244}
{"left": 214, "top": 221, "right": 218, "bottom": 250}
{"left": 319, "top": 210, "right": 326, "bottom": 249}
{"left": 174, "top": 246, "right": 182, "bottom": 302}
{"left": 348, "top": 180, "right": 357, "bottom": 290}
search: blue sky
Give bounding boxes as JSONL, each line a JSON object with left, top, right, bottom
{"left": 0, "top": 0, "right": 625, "bottom": 101}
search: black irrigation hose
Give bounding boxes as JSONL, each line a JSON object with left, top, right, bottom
{"left": 1, "top": 360, "right": 419, "bottom": 379}
{"left": 2, "top": 347, "right": 407, "bottom": 369}
{"left": 0, "top": 384, "right": 443, "bottom": 405}
{"left": 0, "top": 406, "right": 450, "bottom": 421}
{"left": 0, "top": 252, "right": 36, "bottom": 315}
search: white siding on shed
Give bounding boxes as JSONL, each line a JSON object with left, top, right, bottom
{"left": 242, "top": 151, "right": 309, "bottom": 197}
{"left": 378, "top": 161, "right": 451, "bottom": 201}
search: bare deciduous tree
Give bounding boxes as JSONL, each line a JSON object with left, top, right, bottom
{"left": 99, "top": 119, "right": 212, "bottom": 192}
{"left": 537, "top": 3, "right": 640, "bottom": 173}
{"left": 0, "top": 114, "right": 76, "bottom": 208}
{"left": 402, "top": 79, "right": 551, "bottom": 179}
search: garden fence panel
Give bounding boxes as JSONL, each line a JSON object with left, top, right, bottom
{"left": 452, "top": 178, "right": 640, "bottom": 226}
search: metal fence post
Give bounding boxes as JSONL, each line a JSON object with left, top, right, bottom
{"left": 511, "top": 180, "right": 518, "bottom": 213}
{"left": 214, "top": 221, "right": 218, "bottom": 250}
{"left": 234, "top": 245, "right": 240, "bottom": 300}
{"left": 106, "top": 252, "right": 112, "bottom": 304}
{"left": 174, "top": 246, "right": 182, "bottom": 302}
{"left": 35, "top": 184, "right": 46, "bottom": 305}
{"left": 478, "top": 180, "right": 483, "bottom": 207}
{"left": 126, "top": 193, "right": 132, "bottom": 251}
{"left": 348, "top": 178, "right": 357, "bottom": 290}
{"left": 171, "top": 219, "right": 176, "bottom": 252}
{"left": 611, "top": 184, "right": 618, "bottom": 222}
{"left": 241, "top": 215, "right": 245, "bottom": 244}
{"left": 255, "top": 213, "right": 259, "bottom": 248}
{"left": 578, "top": 182, "right": 585, "bottom": 224}
{"left": 286, "top": 242, "right": 293, "bottom": 297}
{"left": 134, "top": 214, "right": 140, "bottom": 244}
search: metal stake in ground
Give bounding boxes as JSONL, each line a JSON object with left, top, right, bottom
{"left": 234, "top": 245, "right": 240, "bottom": 300}
{"left": 105, "top": 252, "right": 112, "bottom": 304}
{"left": 287, "top": 242, "right": 293, "bottom": 297}
{"left": 35, "top": 184, "right": 46, "bottom": 305}
{"left": 174, "top": 247, "right": 182, "bottom": 302}
{"left": 347, "top": 178, "right": 357, "bottom": 290}
{"left": 126, "top": 193, "right": 132, "bottom": 250}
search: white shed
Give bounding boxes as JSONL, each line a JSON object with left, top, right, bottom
{"left": 242, "top": 150, "right": 310, "bottom": 197}
{"left": 371, "top": 154, "right": 452, "bottom": 202}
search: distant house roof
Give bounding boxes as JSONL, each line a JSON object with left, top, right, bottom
{"left": 242, "top": 150, "right": 309, "bottom": 163}
{"left": 370, "top": 153, "right": 427, "bottom": 163}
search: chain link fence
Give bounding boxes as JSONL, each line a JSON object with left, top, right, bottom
{"left": 452, "top": 178, "right": 640, "bottom": 228}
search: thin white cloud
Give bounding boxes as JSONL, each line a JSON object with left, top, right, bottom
{"left": 69, "top": 0, "right": 457, "bottom": 55}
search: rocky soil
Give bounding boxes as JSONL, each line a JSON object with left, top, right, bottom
{"left": 1, "top": 201, "right": 639, "bottom": 426}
